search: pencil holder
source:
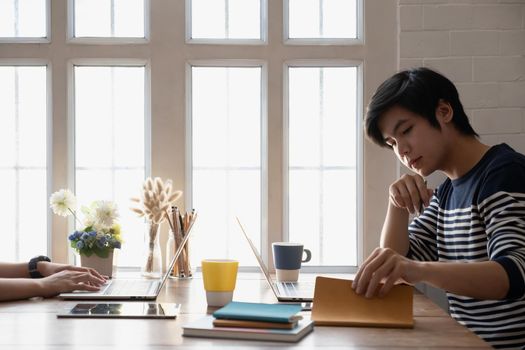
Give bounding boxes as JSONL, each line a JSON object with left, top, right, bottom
{"left": 166, "top": 229, "right": 192, "bottom": 279}
{"left": 167, "top": 207, "right": 196, "bottom": 279}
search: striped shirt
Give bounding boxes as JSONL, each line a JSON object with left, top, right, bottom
{"left": 408, "top": 144, "right": 525, "bottom": 349}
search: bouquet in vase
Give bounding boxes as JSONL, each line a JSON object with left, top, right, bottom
{"left": 49, "top": 189, "right": 122, "bottom": 258}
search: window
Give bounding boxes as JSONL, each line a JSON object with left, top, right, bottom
{"left": 285, "top": 0, "right": 360, "bottom": 44}
{"left": 0, "top": 1, "right": 373, "bottom": 271}
{"left": 72, "top": 0, "right": 146, "bottom": 39}
{"left": 0, "top": 0, "right": 47, "bottom": 40}
{"left": 73, "top": 64, "right": 147, "bottom": 266}
{"left": 189, "top": 64, "right": 264, "bottom": 266}
{"left": 286, "top": 65, "right": 358, "bottom": 266}
{"left": 188, "top": 0, "right": 266, "bottom": 43}
{"left": 0, "top": 65, "right": 48, "bottom": 261}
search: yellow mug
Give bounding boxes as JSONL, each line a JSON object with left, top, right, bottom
{"left": 201, "top": 259, "right": 238, "bottom": 306}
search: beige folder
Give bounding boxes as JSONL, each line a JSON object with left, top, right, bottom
{"left": 311, "top": 276, "right": 414, "bottom": 329}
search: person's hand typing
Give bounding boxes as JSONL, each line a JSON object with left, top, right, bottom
{"left": 37, "top": 269, "right": 106, "bottom": 297}
{"left": 37, "top": 261, "right": 107, "bottom": 280}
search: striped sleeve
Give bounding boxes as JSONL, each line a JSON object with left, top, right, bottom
{"left": 479, "top": 191, "right": 525, "bottom": 300}
{"left": 478, "top": 164, "right": 525, "bottom": 300}
{"left": 406, "top": 194, "right": 439, "bottom": 262}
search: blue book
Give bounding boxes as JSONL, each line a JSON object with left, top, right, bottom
{"left": 183, "top": 315, "right": 314, "bottom": 343}
{"left": 212, "top": 301, "right": 302, "bottom": 323}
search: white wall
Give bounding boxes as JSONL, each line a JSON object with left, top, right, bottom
{"left": 399, "top": 0, "right": 525, "bottom": 153}
{"left": 393, "top": 0, "right": 525, "bottom": 310}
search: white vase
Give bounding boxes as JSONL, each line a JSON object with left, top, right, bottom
{"left": 80, "top": 250, "right": 114, "bottom": 278}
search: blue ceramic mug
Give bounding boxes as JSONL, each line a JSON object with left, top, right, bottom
{"left": 272, "top": 242, "right": 312, "bottom": 282}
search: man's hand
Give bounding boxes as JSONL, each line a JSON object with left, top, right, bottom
{"left": 37, "top": 261, "right": 107, "bottom": 280}
{"left": 352, "top": 247, "right": 423, "bottom": 298}
{"left": 37, "top": 270, "right": 107, "bottom": 297}
{"left": 389, "top": 174, "right": 433, "bottom": 215}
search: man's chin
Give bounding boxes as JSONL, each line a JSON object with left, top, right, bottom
{"left": 408, "top": 167, "right": 432, "bottom": 177}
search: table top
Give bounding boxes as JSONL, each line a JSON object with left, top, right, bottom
{"left": 0, "top": 272, "right": 491, "bottom": 349}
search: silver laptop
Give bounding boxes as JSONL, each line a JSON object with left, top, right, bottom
{"left": 236, "top": 217, "right": 314, "bottom": 302}
{"left": 60, "top": 226, "right": 194, "bottom": 300}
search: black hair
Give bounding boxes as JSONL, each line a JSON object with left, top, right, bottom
{"left": 365, "top": 67, "right": 478, "bottom": 148}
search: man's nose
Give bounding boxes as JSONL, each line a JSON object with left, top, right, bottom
{"left": 397, "top": 140, "right": 410, "bottom": 156}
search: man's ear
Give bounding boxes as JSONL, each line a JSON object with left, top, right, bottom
{"left": 436, "top": 99, "right": 453, "bottom": 124}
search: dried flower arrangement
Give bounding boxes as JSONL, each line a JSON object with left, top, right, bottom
{"left": 131, "top": 177, "right": 182, "bottom": 275}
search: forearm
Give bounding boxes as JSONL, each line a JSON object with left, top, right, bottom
{"left": 417, "top": 260, "right": 509, "bottom": 300}
{"left": 0, "top": 262, "right": 30, "bottom": 278}
{"left": 0, "top": 279, "right": 46, "bottom": 301}
{"left": 380, "top": 202, "right": 410, "bottom": 255}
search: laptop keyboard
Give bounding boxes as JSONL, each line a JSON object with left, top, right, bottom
{"left": 103, "top": 280, "right": 157, "bottom": 296}
{"left": 277, "top": 281, "right": 314, "bottom": 296}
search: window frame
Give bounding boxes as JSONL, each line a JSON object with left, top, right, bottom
{"left": 185, "top": 0, "right": 268, "bottom": 45}
{"left": 283, "top": 0, "right": 364, "bottom": 46}
{"left": 67, "top": 58, "right": 152, "bottom": 265}
{"left": 185, "top": 59, "right": 269, "bottom": 268}
{"left": 0, "top": 0, "right": 398, "bottom": 271}
{"left": 0, "top": 58, "right": 53, "bottom": 258}
{"left": 0, "top": 0, "right": 51, "bottom": 44}
{"left": 66, "top": 0, "right": 151, "bottom": 45}
{"left": 283, "top": 59, "right": 363, "bottom": 273}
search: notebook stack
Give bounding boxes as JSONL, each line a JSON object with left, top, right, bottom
{"left": 182, "top": 301, "right": 314, "bottom": 342}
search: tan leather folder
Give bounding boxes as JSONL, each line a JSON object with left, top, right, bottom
{"left": 311, "top": 276, "right": 414, "bottom": 328}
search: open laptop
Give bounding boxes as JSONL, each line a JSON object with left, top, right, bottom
{"left": 236, "top": 217, "right": 314, "bottom": 302}
{"left": 60, "top": 226, "right": 194, "bottom": 300}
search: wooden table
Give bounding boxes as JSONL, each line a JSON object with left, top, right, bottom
{"left": 0, "top": 273, "right": 491, "bottom": 349}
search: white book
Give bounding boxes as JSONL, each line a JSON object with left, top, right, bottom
{"left": 182, "top": 315, "right": 314, "bottom": 343}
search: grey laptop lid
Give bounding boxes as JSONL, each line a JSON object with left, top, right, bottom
{"left": 60, "top": 223, "right": 195, "bottom": 300}
{"left": 236, "top": 217, "right": 313, "bottom": 302}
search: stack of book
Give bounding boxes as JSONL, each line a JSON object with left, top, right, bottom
{"left": 182, "top": 301, "right": 314, "bottom": 342}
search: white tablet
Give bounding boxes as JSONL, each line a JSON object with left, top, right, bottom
{"left": 57, "top": 302, "right": 181, "bottom": 319}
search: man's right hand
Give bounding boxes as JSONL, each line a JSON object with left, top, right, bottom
{"left": 389, "top": 174, "right": 433, "bottom": 215}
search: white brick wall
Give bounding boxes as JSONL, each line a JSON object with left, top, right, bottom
{"left": 398, "top": 0, "right": 525, "bottom": 311}
{"left": 399, "top": 0, "right": 525, "bottom": 154}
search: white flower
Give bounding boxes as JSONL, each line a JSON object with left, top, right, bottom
{"left": 49, "top": 189, "right": 77, "bottom": 217}
{"left": 92, "top": 200, "right": 119, "bottom": 231}
{"left": 80, "top": 205, "right": 96, "bottom": 228}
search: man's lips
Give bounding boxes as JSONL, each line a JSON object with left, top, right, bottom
{"left": 409, "top": 157, "right": 422, "bottom": 168}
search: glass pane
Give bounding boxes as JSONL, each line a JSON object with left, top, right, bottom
{"left": 19, "top": 169, "right": 47, "bottom": 261}
{"left": 0, "top": 0, "right": 47, "bottom": 38}
{"left": 0, "top": 67, "right": 16, "bottom": 167}
{"left": 289, "top": 169, "right": 320, "bottom": 263}
{"left": 0, "top": 66, "right": 47, "bottom": 262}
{"left": 288, "top": 66, "right": 357, "bottom": 266}
{"left": 191, "top": 66, "right": 262, "bottom": 267}
{"left": 0, "top": 170, "right": 17, "bottom": 261}
{"left": 288, "top": 0, "right": 357, "bottom": 39}
{"left": 18, "top": 67, "right": 47, "bottom": 167}
{"left": 74, "top": 0, "right": 144, "bottom": 38}
{"left": 191, "top": 0, "right": 261, "bottom": 40}
{"left": 288, "top": 68, "right": 320, "bottom": 167}
{"left": 74, "top": 66, "right": 145, "bottom": 267}
{"left": 322, "top": 169, "right": 357, "bottom": 265}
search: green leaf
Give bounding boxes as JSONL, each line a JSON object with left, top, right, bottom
{"left": 81, "top": 249, "right": 93, "bottom": 257}
{"left": 93, "top": 246, "right": 111, "bottom": 258}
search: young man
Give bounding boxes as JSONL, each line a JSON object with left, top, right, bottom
{"left": 0, "top": 256, "right": 106, "bottom": 301}
{"left": 353, "top": 67, "right": 525, "bottom": 349}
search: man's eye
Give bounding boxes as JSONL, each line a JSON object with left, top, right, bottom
{"left": 402, "top": 126, "right": 413, "bottom": 135}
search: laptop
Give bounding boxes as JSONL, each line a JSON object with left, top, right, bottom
{"left": 60, "top": 226, "right": 194, "bottom": 300}
{"left": 236, "top": 217, "right": 314, "bottom": 302}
